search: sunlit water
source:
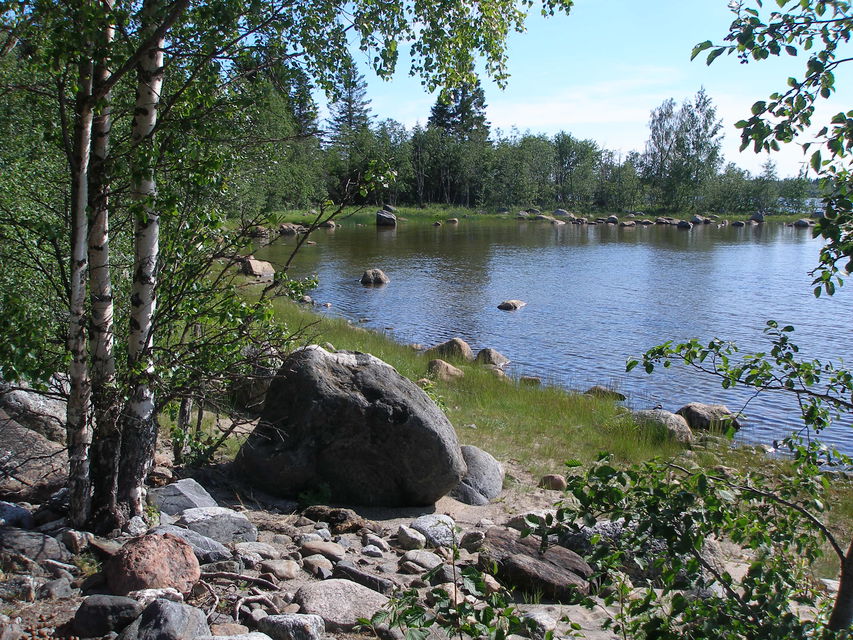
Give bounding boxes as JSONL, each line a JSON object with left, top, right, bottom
{"left": 258, "top": 219, "right": 853, "bottom": 453}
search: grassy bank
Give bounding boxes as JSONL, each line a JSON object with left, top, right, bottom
{"left": 270, "top": 295, "right": 683, "bottom": 478}
{"left": 260, "top": 294, "right": 853, "bottom": 578}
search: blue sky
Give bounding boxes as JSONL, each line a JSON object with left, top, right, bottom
{"left": 352, "top": 0, "right": 853, "bottom": 178}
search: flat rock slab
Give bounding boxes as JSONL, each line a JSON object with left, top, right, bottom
{"left": 259, "top": 613, "right": 325, "bottom": 640}
{"left": 149, "top": 525, "right": 231, "bottom": 563}
{"left": 74, "top": 595, "right": 144, "bottom": 637}
{"left": 333, "top": 561, "right": 397, "bottom": 595}
{"left": 300, "top": 540, "right": 345, "bottom": 562}
{"left": 478, "top": 527, "right": 592, "bottom": 602}
{"left": 294, "top": 579, "right": 389, "bottom": 631}
{"left": 177, "top": 507, "right": 258, "bottom": 543}
{"left": 149, "top": 479, "right": 218, "bottom": 515}
{"left": 0, "top": 527, "right": 71, "bottom": 562}
{"left": 400, "top": 549, "right": 443, "bottom": 571}
{"left": 118, "top": 598, "right": 210, "bottom": 640}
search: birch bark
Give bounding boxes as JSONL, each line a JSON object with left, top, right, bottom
{"left": 118, "top": 0, "right": 165, "bottom": 520}
{"left": 67, "top": 53, "right": 94, "bottom": 528}
{"left": 87, "top": 2, "right": 120, "bottom": 530}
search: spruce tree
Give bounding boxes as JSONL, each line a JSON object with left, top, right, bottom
{"left": 327, "top": 63, "right": 372, "bottom": 148}
{"left": 427, "top": 78, "right": 489, "bottom": 142}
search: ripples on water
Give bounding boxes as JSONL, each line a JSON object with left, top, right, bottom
{"left": 258, "top": 220, "right": 853, "bottom": 453}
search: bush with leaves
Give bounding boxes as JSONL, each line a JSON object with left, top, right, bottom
{"left": 525, "top": 318, "right": 853, "bottom": 637}
{"left": 360, "top": 542, "right": 547, "bottom": 640}
{"left": 531, "top": 439, "right": 848, "bottom": 639}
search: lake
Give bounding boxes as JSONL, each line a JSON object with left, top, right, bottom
{"left": 258, "top": 218, "right": 853, "bottom": 453}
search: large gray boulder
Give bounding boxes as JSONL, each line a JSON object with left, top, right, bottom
{"left": 676, "top": 402, "right": 741, "bottom": 432}
{"left": 293, "top": 580, "right": 388, "bottom": 631}
{"left": 0, "top": 527, "right": 71, "bottom": 562}
{"left": 148, "top": 479, "right": 218, "bottom": 516}
{"left": 0, "top": 409, "right": 67, "bottom": 502}
{"left": 259, "top": 614, "right": 325, "bottom": 640}
{"left": 360, "top": 269, "right": 390, "bottom": 285}
{"left": 478, "top": 527, "right": 592, "bottom": 602}
{"left": 376, "top": 210, "right": 397, "bottom": 227}
{"left": 0, "top": 502, "right": 32, "bottom": 529}
{"left": 236, "top": 346, "right": 466, "bottom": 506}
{"left": 632, "top": 409, "right": 694, "bottom": 444}
{"left": 117, "top": 599, "right": 209, "bottom": 640}
{"left": 176, "top": 507, "right": 258, "bottom": 544}
{"left": 449, "top": 445, "right": 504, "bottom": 505}
{"left": 0, "top": 385, "right": 66, "bottom": 442}
{"left": 74, "top": 595, "right": 145, "bottom": 637}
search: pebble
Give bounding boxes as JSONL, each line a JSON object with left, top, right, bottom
{"left": 362, "top": 533, "right": 391, "bottom": 552}
{"left": 396, "top": 525, "right": 426, "bottom": 550}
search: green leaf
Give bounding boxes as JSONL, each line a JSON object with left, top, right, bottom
{"left": 706, "top": 47, "right": 726, "bottom": 65}
{"left": 691, "top": 40, "right": 713, "bottom": 61}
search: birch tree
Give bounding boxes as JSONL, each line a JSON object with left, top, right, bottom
{"left": 2, "top": 0, "right": 578, "bottom": 532}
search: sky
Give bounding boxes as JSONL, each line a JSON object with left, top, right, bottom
{"left": 349, "top": 0, "right": 853, "bottom": 178}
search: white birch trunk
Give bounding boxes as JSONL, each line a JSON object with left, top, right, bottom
{"left": 67, "top": 55, "right": 94, "bottom": 528}
{"left": 119, "top": 0, "right": 165, "bottom": 519}
{"left": 88, "top": 3, "right": 120, "bottom": 530}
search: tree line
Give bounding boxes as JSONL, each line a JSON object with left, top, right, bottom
{"left": 241, "top": 68, "right": 818, "bottom": 215}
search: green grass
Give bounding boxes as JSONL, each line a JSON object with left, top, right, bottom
{"left": 264, "top": 294, "right": 853, "bottom": 581}
{"left": 270, "top": 296, "right": 683, "bottom": 477}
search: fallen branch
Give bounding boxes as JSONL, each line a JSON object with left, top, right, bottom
{"left": 200, "top": 571, "right": 278, "bottom": 591}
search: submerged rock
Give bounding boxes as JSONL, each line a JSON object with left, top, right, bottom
{"left": 360, "top": 269, "right": 390, "bottom": 285}
{"left": 376, "top": 210, "right": 397, "bottom": 227}
{"left": 497, "top": 300, "right": 526, "bottom": 311}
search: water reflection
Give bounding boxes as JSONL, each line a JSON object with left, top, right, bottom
{"left": 258, "top": 220, "right": 853, "bottom": 452}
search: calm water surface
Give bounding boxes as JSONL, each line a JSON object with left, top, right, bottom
{"left": 258, "top": 220, "right": 853, "bottom": 452}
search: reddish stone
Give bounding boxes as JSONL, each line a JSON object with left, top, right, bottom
{"left": 105, "top": 533, "right": 200, "bottom": 596}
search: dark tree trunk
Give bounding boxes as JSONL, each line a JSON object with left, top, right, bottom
{"left": 829, "top": 540, "right": 853, "bottom": 632}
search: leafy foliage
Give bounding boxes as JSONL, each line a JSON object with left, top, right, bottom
{"left": 694, "top": 0, "right": 853, "bottom": 290}
{"left": 628, "top": 320, "right": 853, "bottom": 435}
{"left": 533, "top": 442, "right": 845, "bottom": 639}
